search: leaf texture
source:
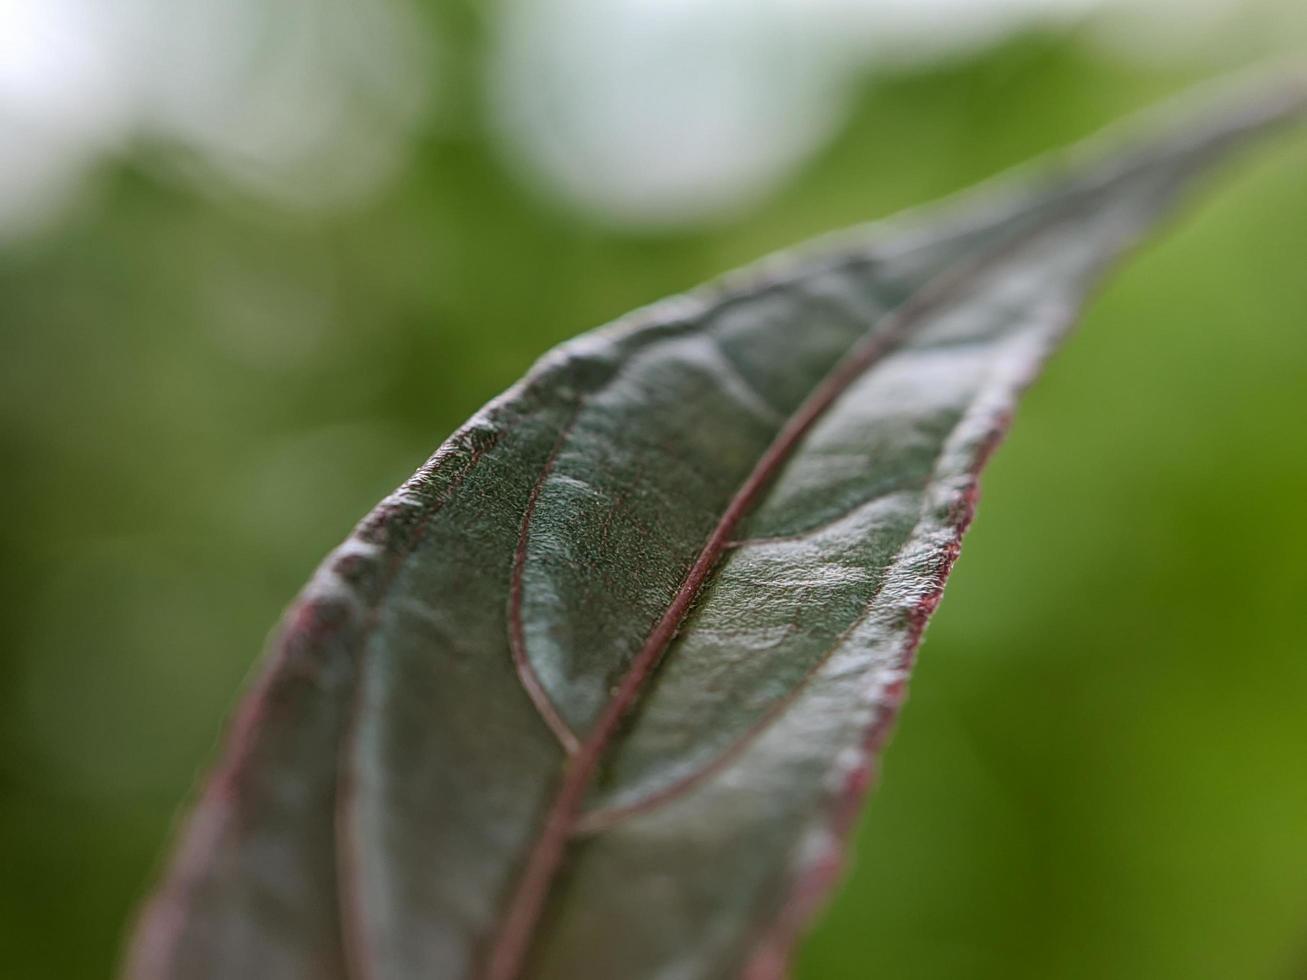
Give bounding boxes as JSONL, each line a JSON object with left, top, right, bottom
{"left": 126, "top": 75, "right": 1305, "bottom": 980}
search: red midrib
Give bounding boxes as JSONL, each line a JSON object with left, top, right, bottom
{"left": 479, "top": 238, "right": 1009, "bottom": 980}
{"left": 478, "top": 170, "right": 1122, "bottom": 975}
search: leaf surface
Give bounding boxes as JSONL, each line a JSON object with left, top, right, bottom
{"left": 126, "top": 76, "right": 1305, "bottom": 980}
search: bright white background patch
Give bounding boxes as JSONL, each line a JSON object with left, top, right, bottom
{"left": 0, "top": 0, "right": 1299, "bottom": 236}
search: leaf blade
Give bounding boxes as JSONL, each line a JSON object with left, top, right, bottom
{"left": 125, "top": 73, "right": 1306, "bottom": 980}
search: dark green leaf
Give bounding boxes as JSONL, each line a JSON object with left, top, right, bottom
{"left": 125, "top": 74, "right": 1305, "bottom": 980}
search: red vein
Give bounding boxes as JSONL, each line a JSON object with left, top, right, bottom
{"left": 724, "top": 478, "right": 930, "bottom": 550}
{"left": 574, "top": 586, "right": 883, "bottom": 837}
{"left": 741, "top": 393, "right": 1018, "bottom": 980}
{"left": 509, "top": 412, "right": 584, "bottom": 755}
{"left": 478, "top": 212, "right": 1053, "bottom": 980}
{"left": 573, "top": 432, "right": 961, "bottom": 835}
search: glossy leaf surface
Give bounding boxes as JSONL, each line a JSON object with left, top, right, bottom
{"left": 126, "top": 76, "right": 1305, "bottom": 980}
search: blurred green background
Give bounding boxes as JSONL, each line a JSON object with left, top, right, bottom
{"left": 1, "top": 1, "right": 1305, "bottom": 977}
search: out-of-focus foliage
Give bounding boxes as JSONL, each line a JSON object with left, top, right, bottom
{"left": 0, "top": 2, "right": 1304, "bottom": 978}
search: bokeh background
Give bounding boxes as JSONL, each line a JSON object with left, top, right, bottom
{"left": 2, "top": 1, "right": 1305, "bottom": 977}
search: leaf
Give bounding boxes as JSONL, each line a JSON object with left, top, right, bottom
{"left": 125, "top": 75, "right": 1305, "bottom": 980}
